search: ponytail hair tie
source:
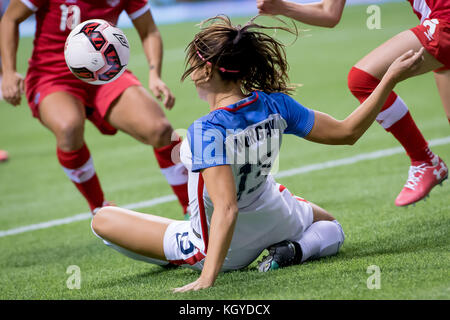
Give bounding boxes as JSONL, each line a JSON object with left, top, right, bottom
{"left": 233, "top": 28, "right": 242, "bottom": 45}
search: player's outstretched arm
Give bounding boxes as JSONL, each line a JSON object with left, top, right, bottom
{"left": 305, "top": 48, "right": 425, "bottom": 145}
{"left": 0, "top": 0, "right": 32, "bottom": 106}
{"left": 173, "top": 165, "right": 238, "bottom": 293}
{"left": 257, "top": 0, "right": 346, "bottom": 28}
{"left": 132, "top": 9, "right": 175, "bottom": 109}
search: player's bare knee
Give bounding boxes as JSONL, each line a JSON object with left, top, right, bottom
{"left": 147, "top": 120, "right": 173, "bottom": 148}
{"left": 92, "top": 207, "right": 115, "bottom": 238}
{"left": 54, "top": 121, "right": 84, "bottom": 151}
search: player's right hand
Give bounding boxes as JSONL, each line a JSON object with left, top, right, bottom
{"left": 256, "top": 0, "right": 285, "bottom": 16}
{"left": 149, "top": 76, "right": 176, "bottom": 110}
{"left": 1, "top": 71, "right": 25, "bottom": 107}
{"left": 385, "top": 48, "right": 425, "bottom": 83}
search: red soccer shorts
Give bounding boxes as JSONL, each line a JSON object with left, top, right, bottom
{"left": 410, "top": 18, "right": 450, "bottom": 71}
{"left": 25, "top": 69, "right": 141, "bottom": 135}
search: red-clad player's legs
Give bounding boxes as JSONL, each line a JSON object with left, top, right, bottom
{"left": 348, "top": 27, "right": 448, "bottom": 206}
{"left": 256, "top": 0, "right": 449, "bottom": 207}
{"left": 1, "top": 0, "right": 189, "bottom": 214}
{"left": 434, "top": 69, "right": 450, "bottom": 122}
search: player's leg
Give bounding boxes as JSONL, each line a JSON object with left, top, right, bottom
{"left": 348, "top": 29, "right": 447, "bottom": 206}
{"left": 38, "top": 91, "right": 105, "bottom": 212}
{"left": 434, "top": 68, "right": 450, "bottom": 124}
{"left": 0, "top": 74, "right": 9, "bottom": 162}
{"left": 294, "top": 203, "right": 345, "bottom": 263}
{"left": 91, "top": 206, "right": 174, "bottom": 265}
{"left": 258, "top": 198, "right": 345, "bottom": 272}
{"left": 105, "top": 85, "right": 189, "bottom": 215}
{"left": 353, "top": 30, "right": 442, "bottom": 79}
{"left": 106, "top": 85, "right": 173, "bottom": 147}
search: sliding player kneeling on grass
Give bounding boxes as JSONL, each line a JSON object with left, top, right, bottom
{"left": 91, "top": 16, "right": 425, "bottom": 292}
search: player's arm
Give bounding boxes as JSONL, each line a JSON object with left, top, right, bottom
{"left": 174, "top": 165, "right": 238, "bottom": 292}
{"left": 305, "top": 49, "right": 424, "bottom": 145}
{"left": 132, "top": 10, "right": 175, "bottom": 109}
{"left": 257, "top": 0, "right": 346, "bottom": 28}
{"left": 0, "top": 0, "right": 32, "bottom": 106}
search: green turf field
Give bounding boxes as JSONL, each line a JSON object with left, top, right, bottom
{"left": 0, "top": 2, "right": 449, "bottom": 300}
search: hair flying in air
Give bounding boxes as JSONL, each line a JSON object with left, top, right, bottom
{"left": 181, "top": 15, "right": 298, "bottom": 95}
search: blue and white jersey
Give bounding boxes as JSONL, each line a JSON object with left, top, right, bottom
{"left": 180, "top": 91, "right": 315, "bottom": 257}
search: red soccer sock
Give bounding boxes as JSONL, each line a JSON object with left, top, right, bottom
{"left": 386, "top": 112, "right": 434, "bottom": 165}
{"left": 57, "top": 144, "right": 105, "bottom": 211}
{"left": 348, "top": 66, "right": 434, "bottom": 164}
{"left": 154, "top": 137, "right": 189, "bottom": 214}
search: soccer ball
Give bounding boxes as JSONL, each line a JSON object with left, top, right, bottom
{"left": 64, "top": 19, "right": 130, "bottom": 85}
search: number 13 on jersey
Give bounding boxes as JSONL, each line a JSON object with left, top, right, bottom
{"left": 60, "top": 4, "right": 80, "bottom": 32}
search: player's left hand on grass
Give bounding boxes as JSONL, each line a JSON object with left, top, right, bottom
{"left": 173, "top": 276, "right": 214, "bottom": 293}
{"left": 149, "top": 77, "right": 175, "bottom": 110}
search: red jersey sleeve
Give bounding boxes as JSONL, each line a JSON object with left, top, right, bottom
{"left": 125, "top": 0, "right": 150, "bottom": 20}
{"left": 20, "top": 0, "right": 48, "bottom": 12}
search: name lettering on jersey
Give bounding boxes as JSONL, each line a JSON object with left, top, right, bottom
{"left": 233, "top": 118, "right": 276, "bottom": 153}
{"left": 226, "top": 114, "right": 286, "bottom": 172}
{"left": 190, "top": 114, "right": 286, "bottom": 174}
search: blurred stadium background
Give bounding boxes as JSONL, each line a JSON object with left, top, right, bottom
{"left": 12, "top": 0, "right": 402, "bottom": 34}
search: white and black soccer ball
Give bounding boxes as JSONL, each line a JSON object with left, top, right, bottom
{"left": 64, "top": 19, "right": 130, "bottom": 85}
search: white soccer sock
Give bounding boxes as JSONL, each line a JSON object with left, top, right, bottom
{"left": 375, "top": 96, "right": 409, "bottom": 129}
{"left": 295, "top": 220, "right": 345, "bottom": 263}
{"left": 160, "top": 162, "right": 189, "bottom": 186}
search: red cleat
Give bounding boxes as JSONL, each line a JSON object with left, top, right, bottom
{"left": 395, "top": 156, "right": 448, "bottom": 207}
{"left": 0, "top": 150, "right": 9, "bottom": 162}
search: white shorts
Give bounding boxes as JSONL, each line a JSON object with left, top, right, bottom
{"left": 163, "top": 181, "right": 314, "bottom": 272}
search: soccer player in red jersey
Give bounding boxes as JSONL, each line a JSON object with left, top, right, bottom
{"left": 0, "top": 4, "right": 11, "bottom": 164}
{"left": 0, "top": 0, "right": 189, "bottom": 214}
{"left": 256, "top": 0, "right": 449, "bottom": 207}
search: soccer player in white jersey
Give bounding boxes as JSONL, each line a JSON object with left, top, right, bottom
{"left": 91, "top": 16, "right": 425, "bottom": 292}
{"left": 256, "top": 0, "right": 449, "bottom": 207}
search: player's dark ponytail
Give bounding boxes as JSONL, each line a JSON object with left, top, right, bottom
{"left": 181, "top": 15, "right": 297, "bottom": 95}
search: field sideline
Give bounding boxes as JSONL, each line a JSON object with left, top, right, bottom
{"left": 0, "top": 2, "right": 449, "bottom": 300}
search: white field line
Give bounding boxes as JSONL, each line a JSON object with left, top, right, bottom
{"left": 1, "top": 136, "right": 449, "bottom": 238}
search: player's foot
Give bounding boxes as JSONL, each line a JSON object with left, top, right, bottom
{"left": 92, "top": 200, "right": 115, "bottom": 215}
{"left": 257, "top": 240, "right": 302, "bottom": 272}
{"left": 0, "top": 150, "right": 9, "bottom": 162}
{"left": 395, "top": 156, "right": 448, "bottom": 207}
